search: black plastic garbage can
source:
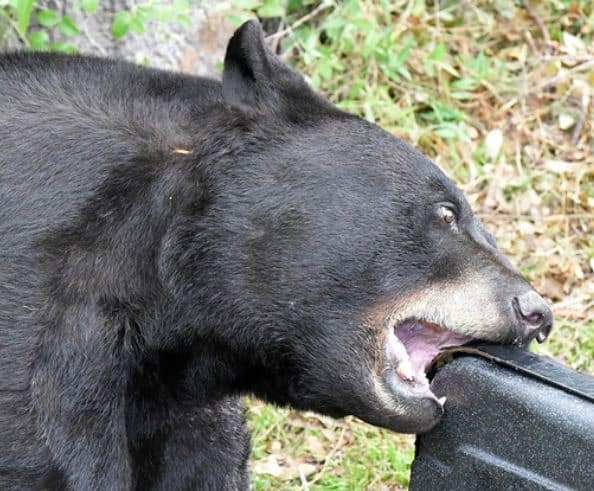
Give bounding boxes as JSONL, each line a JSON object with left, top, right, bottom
{"left": 410, "top": 345, "right": 594, "bottom": 491}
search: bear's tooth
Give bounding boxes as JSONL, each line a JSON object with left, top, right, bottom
{"left": 385, "top": 329, "right": 415, "bottom": 382}
{"left": 438, "top": 396, "right": 447, "bottom": 406}
{"left": 385, "top": 329, "right": 407, "bottom": 362}
{"left": 395, "top": 359, "right": 415, "bottom": 382}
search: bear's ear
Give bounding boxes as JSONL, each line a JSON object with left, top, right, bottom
{"left": 222, "top": 20, "right": 306, "bottom": 111}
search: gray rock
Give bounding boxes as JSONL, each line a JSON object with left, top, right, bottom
{"left": 2, "top": 0, "right": 235, "bottom": 77}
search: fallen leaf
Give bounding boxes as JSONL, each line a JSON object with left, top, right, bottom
{"left": 253, "top": 454, "right": 320, "bottom": 482}
{"left": 304, "top": 434, "right": 328, "bottom": 460}
{"left": 558, "top": 113, "right": 575, "bottom": 130}
{"left": 561, "top": 32, "right": 586, "bottom": 55}
{"left": 543, "top": 160, "right": 581, "bottom": 174}
{"left": 485, "top": 129, "right": 503, "bottom": 159}
{"left": 253, "top": 455, "right": 283, "bottom": 477}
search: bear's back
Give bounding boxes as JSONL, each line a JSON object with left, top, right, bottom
{"left": 0, "top": 54, "right": 222, "bottom": 390}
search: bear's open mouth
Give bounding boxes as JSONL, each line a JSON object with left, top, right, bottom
{"left": 384, "top": 318, "right": 473, "bottom": 387}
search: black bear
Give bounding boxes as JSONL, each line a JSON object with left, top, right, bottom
{"left": 0, "top": 20, "right": 552, "bottom": 490}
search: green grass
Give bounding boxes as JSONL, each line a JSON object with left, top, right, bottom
{"left": 247, "top": 402, "right": 414, "bottom": 490}
{"left": 532, "top": 318, "right": 594, "bottom": 374}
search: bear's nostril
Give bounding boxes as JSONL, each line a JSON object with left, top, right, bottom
{"left": 513, "top": 291, "right": 553, "bottom": 344}
{"left": 524, "top": 311, "right": 543, "bottom": 326}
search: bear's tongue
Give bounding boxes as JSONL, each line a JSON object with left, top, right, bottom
{"left": 393, "top": 319, "right": 472, "bottom": 382}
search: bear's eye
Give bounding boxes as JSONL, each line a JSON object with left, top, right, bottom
{"left": 440, "top": 206, "right": 457, "bottom": 226}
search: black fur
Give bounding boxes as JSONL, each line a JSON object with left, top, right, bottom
{"left": 0, "top": 21, "right": 544, "bottom": 489}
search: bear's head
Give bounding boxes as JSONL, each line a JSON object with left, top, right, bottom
{"left": 167, "top": 21, "right": 552, "bottom": 433}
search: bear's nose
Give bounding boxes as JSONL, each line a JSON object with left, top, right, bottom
{"left": 513, "top": 291, "right": 553, "bottom": 344}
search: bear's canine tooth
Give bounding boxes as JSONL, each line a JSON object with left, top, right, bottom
{"left": 385, "top": 330, "right": 415, "bottom": 381}
{"left": 438, "top": 396, "right": 447, "bottom": 406}
{"left": 395, "top": 359, "right": 415, "bottom": 382}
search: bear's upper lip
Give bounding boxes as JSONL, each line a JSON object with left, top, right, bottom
{"left": 384, "top": 318, "right": 473, "bottom": 389}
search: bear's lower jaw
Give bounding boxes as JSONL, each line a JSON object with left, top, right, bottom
{"left": 384, "top": 318, "right": 473, "bottom": 394}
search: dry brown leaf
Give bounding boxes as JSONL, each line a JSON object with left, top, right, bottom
{"left": 253, "top": 455, "right": 283, "bottom": 478}
{"left": 304, "top": 434, "right": 328, "bottom": 461}
{"left": 253, "top": 454, "right": 319, "bottom": 482}
{"left": 537, "top": 277, "right": 565, "bottom": 301}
